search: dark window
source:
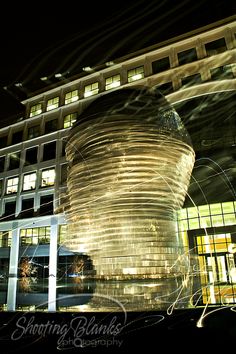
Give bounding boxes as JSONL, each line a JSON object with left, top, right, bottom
{"left": 21, "top": 198, "right": 34, "bottom": 218}
{"left": 178, "top": 48, "right": 198, "bottom": 65}
{"left": 40, "top": 195, "right": 54, "bottom": 215}
{"left": 28, "top": 125, "right": 40, "bottom": 139}
{"left": 181, "top": 73, "right": 202, "bottom": 87}
{"left": 62, "top": 140, "right": 66, "bottom": 157}
{"left": 156, "top": 82, "right": 173, "bottom": 95}
{"left": 12, "top": 131, "right": 23, "bottom": 144}
{"left": 0, "top": 156, "right": 5, "bottom": 172}
{"left": 0, "top": 180, "right": 3, "bottom": 196}
{"left": 152, "top": 57, "right": 170, "bottom": 74}
{"left": 210, "top": 65, "right": 234, "bottom": 81}
{"left": 45, "top": 119, "right": 58, "bottom": 134}
{"left": 9, "top": 152, "right": 20, "bottom": 170}
{"left": 4, "top": 201, "right": 16, "bottom": 218}
{"left": 0, "top": 136, "right": 8, "bottom": 148}
{"left": 25, "top": 147, "right": 38, "bottom": 165}
{"left": 61, "top": 164, "right": 67, "bottom": 184}
{"left": 43, "top": 141, "right": 56, "bottom": 161}
{"left": 205, "top": 38, "right": 227, "bottom": 56}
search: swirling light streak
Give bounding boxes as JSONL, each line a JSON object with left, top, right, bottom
{"left": 65, "top": 87, "right": 195, "bottom": 279}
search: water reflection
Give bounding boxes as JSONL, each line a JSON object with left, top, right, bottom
{"left": 10, "top": 276, "right": 193, "bottom": 312}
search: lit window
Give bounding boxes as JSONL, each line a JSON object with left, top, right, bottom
{"left": 127, "top": 66, "right": 144, "bottom": 83}
{"left": 6, "top": 177, "right": 19, "bottom": 194}
{"left": 84, "top": 82, "right": 99, "bottom": 97}
{"left": 210, "top": 203, "right": 222, "bottom": 214}
{"left": 198, "top": 205, "right": 210, "bottom": 217}
{"left": 23, "top": 172, "right": 36, "bottom": 191}
{"left": 188, "top": 218, "right": 200, "bottom": 230}
{"left": 223, "top": 213, "right": 236, "bottom": 226}
{"left": 63, "top": 113, "right": 77, "bottom": 128}
{"left": 41, "top": 168, "right": 55, "bottom": 187}
{"left": 29, "top": 103, "right": 42, "bottom": 117}
{"left": 105, "top": 74, "right": 121, "bottom": 90}
{"left": 0, "top": 231, "right": 12, "bottom": 247}
{"left": 187, "top": 207, "right": 198, "bottom": 218}
{"left": 46, "top": 97, "right": 59, "bottom": 111}
{"left": 59, "top": 225, "right": 67, "bottom": 243}
{"left": 222, "top": 202, "right": 234, "bottom": 213}
{"left": 20, "top": 227, "right": 50, "bottom": 246}
{"left": 65, "top": 90, "right": 79, "bottom": 105}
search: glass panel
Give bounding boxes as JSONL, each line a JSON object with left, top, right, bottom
{"left": 222, "top": 202, "right": 234, "bottom": 213}
{"left": 211, "top": 215, "right": 224, "bottom": 227}
{"left": 210, "top": 203, "right": 222, "bottom": 214}
{"left": 188, "top": 218, "right": 200, "bottom": 230}
{"left": 187, "top": 207, "right": 198, "bottom": 218}
{"left": 223, "top": 213, "right": 236, "bottom": 225}
{"left": 198, "top": 204, "right": 210, "bottom": 217}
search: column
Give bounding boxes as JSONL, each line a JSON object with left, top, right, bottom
{"left": 48, "top": 217, "right": 58, "bottom": 312}
{"left": 7, "top": 222, "right": 20, "bottom": 311}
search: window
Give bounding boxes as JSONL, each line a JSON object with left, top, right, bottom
{"left": 8, "top": 152, "right": 20, "bottom": 170}
{"left": 0, "top": 180, "right": 3, "bottom": 196}
{"left": 25, "top": 147, "right": 38, "bottom": 165}
{"left": 28, "top": 125, "right": 40, "bottom": 139}
{"left": 23, "top": 172, "right": 37, "bottom": 191}
{"left": 0, "top": 136, "right": 7, "bottom": 149}
{"left": 84, "top": 82, "right": 99, "bottom": 98}
{"left": 12, "top": 131, "right": 23, "bottom": 144}
{"left": 61, "top": 164, "right": 67, "bottom": 184}
{"left": 45, "top": 119, "right": 58, "bottom": 134}
{"left": 46, "top": 97, "right": 59, "bottom": 111}
{"left": 210, "top": 65, "right": 234, "bottom": 81}
{"left": 20, "top": 227, "right": 50, "bottom": 246}
{"left": 152, "top": 57, "right": 170, "bottom": 74}
{"left": 65, "top": 90, "right": 79, "bottom": 105}
{"left": 42, "top": 141, "right": 56, "bottom": 161}
{"left": 21, "top": 198, "right": 34, "bottom": 218}
{"left": 40, "top": 195, "right": 54, "bottom": 215}
{"left": 0, "top": 231, "right": 12, "bottom": 247}
{"left": 156, "top": 82, "right": 173, "bottom": 95}
{"left": 205, "top": 38, "right": 227, "bottom": 56}
{"left": 0, "top": 156, "right": 5, "bottom": 172}
{"left": 127, "top": 66, "right": 144, "bottom": 83}
{"left": 41, "top": 168, "right": 55, "bottom": 187}
{"left": 4, "top": 201, "right": 16, "bottom": 218}
{"left": 63, "top": 113, "right": 77, "bottom": 128}
{"left": 105, "top": 74, "right": 121, "bottom": 90}
{"left": 6, "top": 177, "right": 19, "bottom": 194}
{"left": 181, "top": 73, "right": 202, "bottom": 87}
{"left": 177, "top": 48, "right": 198, "bottom": 65}
{"left": 29, "top": 103, "right": 42, "bottom": 117}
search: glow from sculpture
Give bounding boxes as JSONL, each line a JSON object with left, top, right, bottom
{"left": 65, "top": 87, "right": 195, "bottom": 279}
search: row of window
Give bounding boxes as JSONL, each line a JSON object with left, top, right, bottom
{"left": 178, "top": 201, "right": 236, "bottom": 231}
{"left": 27, "top": 36, "right": 232, "bottom": 117}
{"left": 0, "top": 140, "right": 67, "bottom": 173}
{"left": 0, "top": 225, "right": 67, "bottom": 247}
{"left": 3, "top": 168, "right": 55, "bottom": 195}
{"left": 28, "top": 61, "right": 235, "bottom": 119}
{"left": 0, "top": 113, "right": 77, "bottom": 149}
{"left": 0, "top": 193, "right": 54, "bottom": 220}
{"left": 0, "top": 165, "right": 56, "bottom": 195}
{"left": 0, "top": 62, "right": 234, "bottom": 150}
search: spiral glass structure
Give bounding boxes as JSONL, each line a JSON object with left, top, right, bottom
{"left": 65, "top": 87, "right": 195, "bottom": 279}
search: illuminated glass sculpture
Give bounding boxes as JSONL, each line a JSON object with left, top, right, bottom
{"left": 65, "top": 87, "right": 195, "bottom": 279}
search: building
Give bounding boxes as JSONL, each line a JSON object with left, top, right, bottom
{"left": 0, "top": 16, "right": 235, "bottom": 311}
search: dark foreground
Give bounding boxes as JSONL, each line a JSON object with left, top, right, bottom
{"left": 0, "top": 307, "right": 235, "bottom": 353}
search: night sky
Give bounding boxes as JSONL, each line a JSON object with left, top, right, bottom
{"left": 0, "top": 0, "right": 235, "bottom": 120}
